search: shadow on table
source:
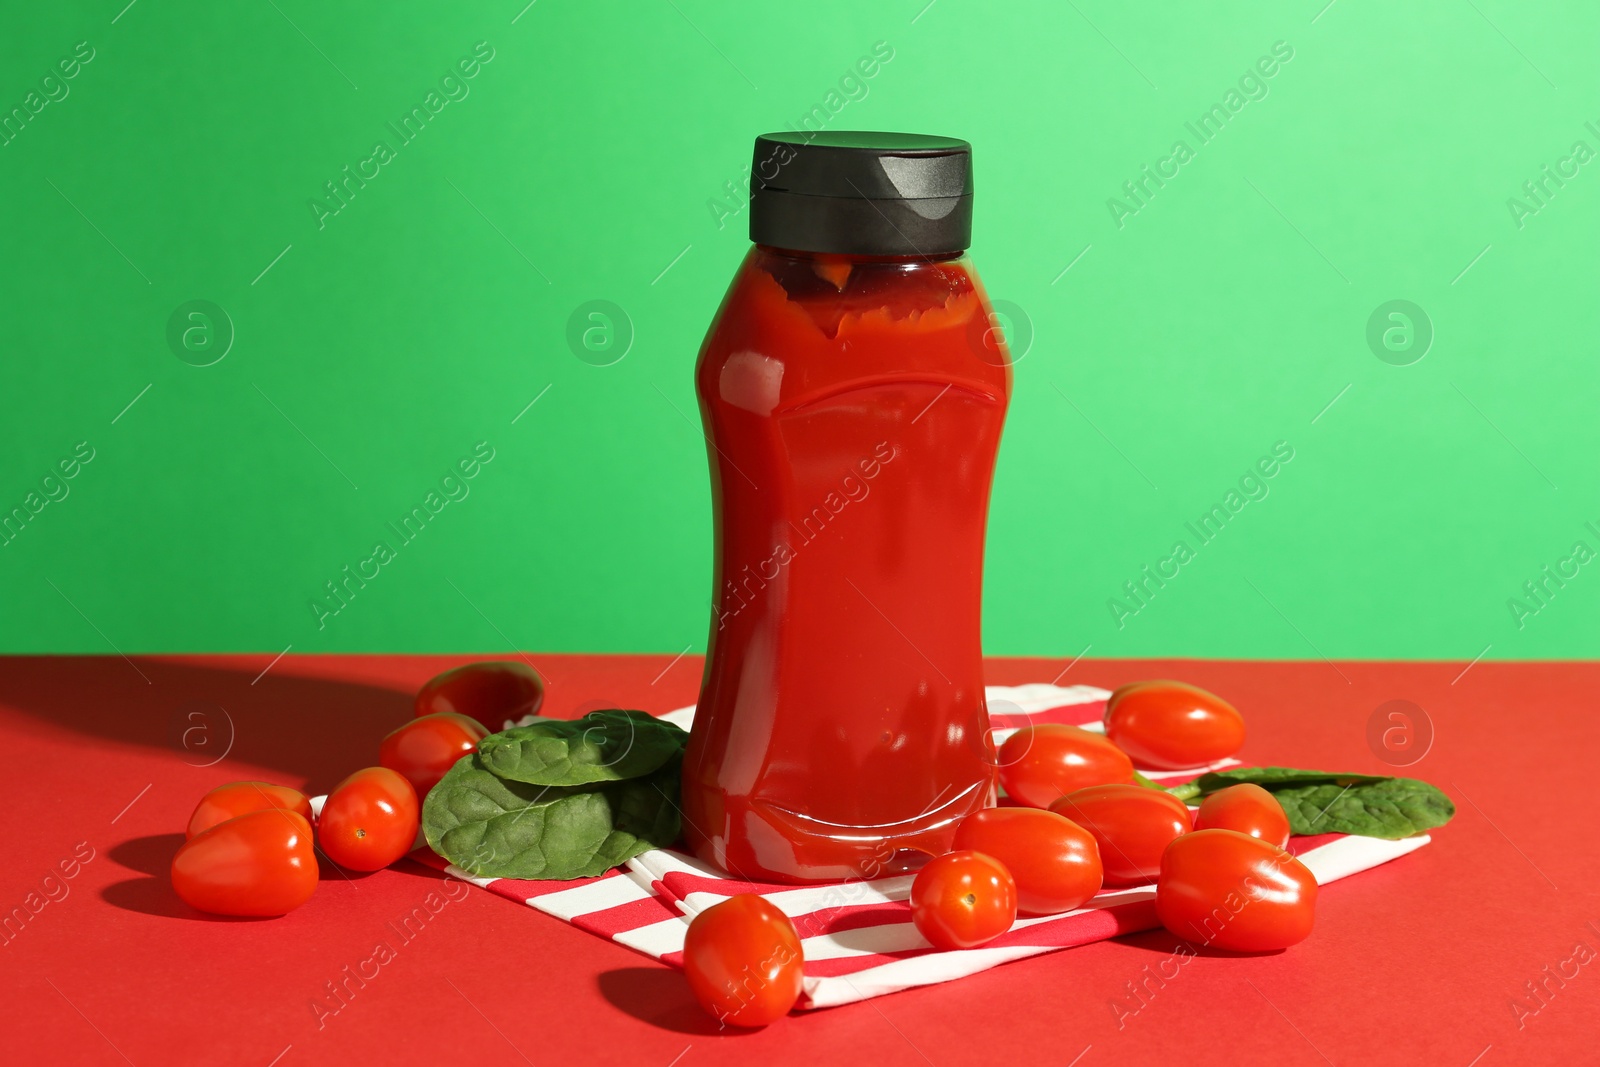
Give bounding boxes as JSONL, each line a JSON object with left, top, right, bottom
{"left": 1112, "top": 926, "right": 1287, "bottom": 959}
{"left": 598, "top": 967, "right": 749, "bottom": 1036}
{"left": 0, "top": 655, "right": 414, "bottom": 791}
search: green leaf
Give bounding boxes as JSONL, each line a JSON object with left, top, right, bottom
{"left": 1271, "top": 777, "right": 1456, "bottom": 839}
{"left": 1168, "top": 766, "right": 1385, "bottom": 802}
{"left": 1164, "top": 766, "right": 1455, "bottom": 838}
{"left": 477, "top": 709, "right": 688, "bottom": 787}
{"left": 421, "top": 753, "right": 682, "bottom": 880}
{"left": 1193, "top": 766, "right": 1393, "bottom": 792}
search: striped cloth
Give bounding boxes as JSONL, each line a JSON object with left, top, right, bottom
{"left": 408, "top": 683, "right": 1430, "bottom": 1009}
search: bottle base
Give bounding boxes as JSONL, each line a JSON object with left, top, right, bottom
{"left": 681, "top": 774, "right": 996, "bottom": 885}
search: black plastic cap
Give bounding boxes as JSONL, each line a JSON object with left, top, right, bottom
{"left": 749, "top": 131, "right": 973, "bottom": 257}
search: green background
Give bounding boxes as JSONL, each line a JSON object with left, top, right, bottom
{"left": 2, "top": 0, "right": 1596, "bottom": 660}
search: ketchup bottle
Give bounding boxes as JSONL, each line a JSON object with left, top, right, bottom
{"left": 681, "top": 132, "right": 1011, "bottom": 883}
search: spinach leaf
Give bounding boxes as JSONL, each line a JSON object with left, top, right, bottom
{"left": 1203, "top": 766, "right": 1392, "bottom": 790}
{"left": 1271, "top": 777, "right": 1455, "bottom": 839}
{"left": 1164, "top": 766, "right": 1454, "bottom": 838}
{"left": 477, "top": 709, "right": 687, "bottom": 787}
{"left": 422, "top": 753, "right": 682, "bottom": 880}
{"left": 1166, "top": 766, "right": 1390, "bottom": 802}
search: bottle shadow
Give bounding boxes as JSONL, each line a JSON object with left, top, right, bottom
{"left": 0, "top": 655, "right": 418, "bottom": 919}
{"left": 0, "top": 655, "right": 415, "bottom": 791}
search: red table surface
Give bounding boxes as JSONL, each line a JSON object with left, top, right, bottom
{"left": 1, "top": 654, "right": 1595, "bottom": 1066}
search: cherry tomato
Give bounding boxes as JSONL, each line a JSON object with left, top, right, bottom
{"left": 909, "top": 850, "right": 1017, "bottom": 950}
{"left": 416, "top": 661, "right": 544, "bottom": 732}
{"left": 171, "top": 809, "right": 318, "bottom": 916}
{"left": 682, "top": 894, "right": 804, "bottom": 1027}
{"left": 185, "top": 781, "right": 312, "bottom": 840}
{"left": 317, "top": 767, "right": 419, "bottom": 871}
{"left": 952, "top": 807, "right": 1102, "bottom": 916}
{"left": 997, "top": 724, "right": 1133, "bottom": 808}
{"left": 1156, "top": 829, "right": 1317, "bottom": 951}
{"left": 1194, "top": 783, "right": 1290, "bottom": 849}
{"left": 1104, "top": 680, "right": 1245, "bottom": 770}
{"left": 379, "top": 712, "right": 488, "bottom": 799}
{"left": 1048, "top": 784, "right": 1193, "bottom": 886}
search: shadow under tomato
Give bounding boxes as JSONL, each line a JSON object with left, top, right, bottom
{"left": 104, "top": 832, "right": 362, "bottom": 920}
{"left": 597, "top": 966, "right": 749, "bottom": 1036}
{"left": 109, "top": 832, "right": 186, "bottom": 875}
{"left": 1112, "top": 927, "right": 1288, "bottom": 958}
{"left": 99, "top": 875, "right": 273, "bottom": 922}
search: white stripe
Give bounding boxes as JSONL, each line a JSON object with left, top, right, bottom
{"left": 628, "top": 847, "right": 736, "bottom": 889}
{"left": 505, "top": 713, "right": 559, "bottom": 729}
{"left": 985, "top": 683, "right": 1111, "bottom": 714}
{"left": 613, "top": 916, "right": 689, "bottom": 956}
{"left": 444, "top": 864, "right": 498, "bottom": 888}
{"left": 659, "top": 704, "right": 696, "bottom": 729}
{"left": 1039, "top": 885, "right": 1156, "bottom": 913}
{"left": 990, "top": 723, "right": 1104, "bottom": 747}
{"left": 802, "top": 920, "right": 925, "bottom": 959}
{"left": 1297, "top": 832, "right": 1430, "bottom": 883}
{"left": 631, "top": 847, "right": 921, "bottom": 918}
{"left": 656, "top": 683, "right": 1110, "bottom": 733}
{"left": 530, "top": 872, "right": 651, "bottom": 919}
{"left": 805, "top": 942, "right": 1065, "bottom": 1008}
{"left": 679, "top": 873, "right": 915, "bottom": 921}
{"left": 1138, "top": 757, "right": 1242, "bottom": 779}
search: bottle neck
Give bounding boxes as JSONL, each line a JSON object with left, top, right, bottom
{"left": 754, "top": 243, "right": 965, "bottom": 265}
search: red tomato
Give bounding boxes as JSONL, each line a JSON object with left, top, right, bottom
{"left": 1194, "top": 784, "right": 1291, "bottom": 848}
{"left": 1048, "top": 784, "right": 1193, "bottom": 886}
{"left": 909, "top": 850, "right": 1017, "bottom": 950}
{"left": 952, "top": 807, "right": 1102, "bottom": 916}
{"left": 379, "top": 712, "right": 488, "bottom": 799}
{"left": 317, "top": 767, "right": 419, "bottom": 872}
{"left": 1156, "top": 829, "right": 1317, "bottom": 951}
{"left": 185, "top": 781, "right": 312, "bottom": 840}
{"left": 171, "top": 809, "right": 318, "bottom": 916}
{"left": 997, "top": 724, "right": 1133, "bottom": 808}
{"left": 415, "top": 661, "right": 544, "bottom": 731}
{"left": 682, "top": 894, "right": 804, "bottom": 1027}
{"left": 1104, "top": 680, "right": 1245, "bottom": 770}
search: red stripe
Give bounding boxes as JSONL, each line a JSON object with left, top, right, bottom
{"left": 791, "top": 902, "right": 908, "bottom": 939}
{"left": 656, "top": 869, "right": 805, "bottom": 903}
{"left": 571, "top": 895, "right": 682, "bottom": 938}
{"left": 801, "top": 952, "right": 917, "bottom": 975}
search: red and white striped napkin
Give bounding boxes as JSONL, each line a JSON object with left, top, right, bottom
{"left": 408, "top": 683, "right": 1430, "bottom": 1010}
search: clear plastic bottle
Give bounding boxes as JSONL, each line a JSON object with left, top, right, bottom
{"left": 681, "top": 132, "right": 1012, "bottom": 883}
